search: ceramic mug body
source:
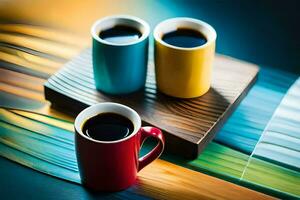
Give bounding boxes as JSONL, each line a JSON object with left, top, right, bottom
{"left": 74, "top": 103, "right": 164, "bottom": 191}
{"left": 154, "top": 18, "right": 217, "bottom": 98}
{"left": 91, "top": 15, "right": 150, "bottom": 95}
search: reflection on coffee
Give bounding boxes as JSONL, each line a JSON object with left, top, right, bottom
{"left": 162, "top": 28, "right": 207, "bottom": 48}
{"left": 99, "top": 25, "right": 142, "bottom": 44}
{"left": 82, "top": 113, "right": 134, "bottom": 141}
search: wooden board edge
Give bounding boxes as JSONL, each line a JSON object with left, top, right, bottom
{"left": 197, "top": 65, "right": 259, "bottom": 155}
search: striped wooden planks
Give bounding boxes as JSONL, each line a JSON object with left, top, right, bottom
{"left": 0, "top": 24, "right": 89, "bottom": 48}
{"left": 252, "top": 78, "right": 300, "bottom": 171}
{"left": 0, "top": 23, "right": 299, "bottom": 199}
{"left": 188, "top": 142, "right": 300, "bottom": 199}
{"left": 214, "top": 67, "right": 297, "bottom": 154}
{"left": 242, "top": 157, "right": 300, "bottom": 198}
{"left": 44, "top": 48, "right": 259, "bottom": 158}
{"left": 0, "top": 108, "right": 273, "bottom": 200}
{"left": 0, "top": 32, "right": 79, "bottom": 60}
{"left": 0, "top": 107, "right": 299, "bottom": 199}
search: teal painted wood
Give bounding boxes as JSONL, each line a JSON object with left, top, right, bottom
{"left": 0, "top": 110, "right": 78, "bottom": 181}
{"left": 214, "top": 67, "right": 298, "bottom": 154}
{"left": 252, "top": 77, "right": 300, "bottom": 171}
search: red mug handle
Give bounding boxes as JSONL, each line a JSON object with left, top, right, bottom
{"left": 138, "top": 126, "right": 165, "bottom": 171}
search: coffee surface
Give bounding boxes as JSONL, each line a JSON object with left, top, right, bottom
{"left": 99, "top": 25, "right": 142, "bottom": 44}
{"left": 82, "top": 113, "right": 134, "bottom": 141}
{"left": 162, "top": 28, "right": 207, "bottom": 48}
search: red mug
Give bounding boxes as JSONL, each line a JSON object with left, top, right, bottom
{"left": 74, "top": 102, "right": 165, "bottom": 191}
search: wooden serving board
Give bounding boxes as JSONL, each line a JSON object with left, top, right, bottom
{"left": 44, "top": 48, "right": 258, "bottom": 159}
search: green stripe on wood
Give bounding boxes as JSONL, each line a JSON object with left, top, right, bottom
{"left": 242, "top": 157, "right": 300, "bottom": 199}
{"left": 188, "top": 142, "right": 249, "bottom": 179}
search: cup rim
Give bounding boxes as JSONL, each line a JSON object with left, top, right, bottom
{"left": 74, "top": 102, "right": 141, "bottom": 144}
{"left": 91, "top": 15, "right": 150, "bottom": 46}
{"left": 153, "top": 17, "right": 217, "bottom": 51}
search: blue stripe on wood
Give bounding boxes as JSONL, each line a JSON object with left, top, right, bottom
{"left": 0, "top": 91, "right": 46, "bottom": 111}
{"left": 214, "top": 67, "right": 298, "bottom": 154}
{"left": 252, "top": 77, "right": 300, "bottom": 171}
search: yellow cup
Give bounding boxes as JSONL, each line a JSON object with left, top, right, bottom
{"left": 154, "top": 18, "right": 217, "bottom": 98}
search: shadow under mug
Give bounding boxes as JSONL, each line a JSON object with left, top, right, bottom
{"left": 91, "top": 15, "right": 150, "bottom": 95}
{"left": 154, "top": 17, "right": 217, "bottom": 98}
{"left": 74, "top": 102, "right": 165, "bottom": 191}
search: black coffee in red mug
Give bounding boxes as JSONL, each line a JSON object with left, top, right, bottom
{"left": 75, "top": 102, "right": 165, "bottom": 191}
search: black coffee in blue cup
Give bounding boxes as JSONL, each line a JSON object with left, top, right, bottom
{"left": 99, "top": 25, "right": 142, "bottom": 44}
{"left": 91, "top": 15, "right": 150, "bottom": 95}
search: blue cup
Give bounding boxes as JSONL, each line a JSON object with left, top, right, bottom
{"left": 91, "top": 15, "right": 150, "bottom": 95}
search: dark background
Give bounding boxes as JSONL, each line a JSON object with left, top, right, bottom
{"left": 170, "top": 0, "right": 300, "bottom": 73}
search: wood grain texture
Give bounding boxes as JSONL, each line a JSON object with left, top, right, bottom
{"left": 0, "top": 22, "right": 289, "bottom": 199}
{"left": 136, "top": 159, "right": 272, "bottom": 200}
{"left": 44, "top": 48, "right": 259, "bottom": 158}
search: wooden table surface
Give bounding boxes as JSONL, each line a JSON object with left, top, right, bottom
{"left": 0, "top": 35, "right": 274, "bottom": 200}
{"left": 0, "top": 1, "right": 276, "bottom": 199}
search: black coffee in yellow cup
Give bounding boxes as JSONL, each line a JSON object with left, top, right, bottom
{"left": 154, "top": 17, "right": 217, "bottom": 98}
{"left": 162, "top": 28, "right": 207, "bottom": 48}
